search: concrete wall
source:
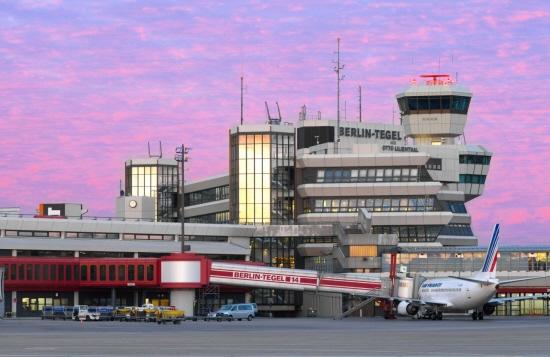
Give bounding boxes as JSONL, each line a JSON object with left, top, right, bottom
{"left": 301, "top": 291, "right": 342, "bottom": 318}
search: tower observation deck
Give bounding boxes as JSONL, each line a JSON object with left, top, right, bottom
{"left": 396, "top": 74, "right": 472, "bottom": 146}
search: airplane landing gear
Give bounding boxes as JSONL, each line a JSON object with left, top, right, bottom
{"left": 471, "top": 310, "right": 484, "bottom": 321}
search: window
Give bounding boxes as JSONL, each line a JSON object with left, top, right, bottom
{"left": 128, "top": 265, "right": 135, "bottom": 280}
{"left": 43, "top": 265, "right": 49, "bottom": 281}
{"left": 58, "top": 265, "right": 64, "bottom": 281}
{"left": 34, "top": 264, "right": 41, "bottom": 280}
{"left": 459, "top": 174, "right": 486, "bottom": 184}
{"left": 426, "top": 158, "right": 442, "bottom": 170}
{"left": 99, "top": 265, "right": 106, "bottom": 281}
{"left": 90, "top": 265, "right": 97, "bottom": 281}
{"left": 50, "top": 265, "right": 57, "bottom": 280}
{"left": 109, "top": 265, "right": 116, "bottom": 281}
{"left": 147, "top": 265, "right": 154, "bottom": 281}
{"left": 137, "top": 265, "right": 144, "bottom": 281}
{"left": 66, "top": 265, "right": 72, "bottom": 281}
{"left": 26, "top": 264, "right": 33, "bottom": 280}
{"left": 118, "top": 265, "right": 125, "bottom": 281}
{"left": 80, "top": 265, "right": 87, "bottom": 281}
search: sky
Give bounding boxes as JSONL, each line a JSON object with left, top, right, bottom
{"left": 0, "top": 0, "right": 548, "bottom": 244}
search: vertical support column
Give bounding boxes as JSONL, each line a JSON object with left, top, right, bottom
{"left": 0, "top": 229, "right": 5, "bottom": 237}
{"left": 170, "top": 289, "right": 195, "bottom": 317}
{"left": 11, "top": 291, "right": 17, "bottom": 317}
{"left": 11, "top": 250, "right": 17, "bottom": 257}
{"left": 133, "top": 252, "right": 139, "bottom": 258}
{"left": 111, "top": 288, "right": 116, "bottom": 307}
{"left": 74, "top": 251, "right": 79, "bottom": 258}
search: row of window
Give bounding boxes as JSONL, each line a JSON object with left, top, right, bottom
{"left": 2, "top": 263, "right": 156, "bottom": 282}
{"left": 4, "top": 263, "right": 77, "bottom": 282}
{"left": 183, "top": 235, "right": 228, "bottom": 242}
{"left": 304, "top": 167, "right": 421, "bottom": 184}
{"left": 80, "top": 264, "right": 155, "bottom": 282}
{"left": 122, "top": 234, "right": 175, "bottom": 241}
{"left": 459, "top": 174, "right": 487, "bottom": 184}
{"left": 66, "top": 232, "right": 119, "bottom": 239}
{"left": 397, "top": 95, "right": 471, "bottom": 114}
{"left": 439, "top": 224, "right": 474, "bottom": 236}
{"left": 185, "top": 185, "right": 229, "bottom": 206}
{"left": 186, "top": 211, "right": 230, "bottom": 224}
{"left": 303, "top": 196, "right": 437, "bottom": 213}
{"left": 372, "top": 225, "right": 441, "bottom": 242}
{"left": 459, "top": 155, "right": 491, "bottom": 165}
{"left": 426, "top": 158, "right": 442, "bottom": 171}
{"left": 4, "top": 231, "right": 61, "bottom": 238}
{"left": 446, "top": 202, "right": 468, "bottom": 214}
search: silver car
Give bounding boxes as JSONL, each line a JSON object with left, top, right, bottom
{"left": 214, "top": 304, "right": 255, "bottom": 321}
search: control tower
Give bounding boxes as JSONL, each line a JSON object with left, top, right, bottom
{"left": 396, "top": 74, "right": 472, "bottom": 146}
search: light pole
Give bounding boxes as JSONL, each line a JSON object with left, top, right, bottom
{"left": 175, "top": 144, "right": 191, "bottom": 253}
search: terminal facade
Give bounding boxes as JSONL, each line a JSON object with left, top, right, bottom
{"left": 1, "top": 75, "right": 549, "bottom": 317}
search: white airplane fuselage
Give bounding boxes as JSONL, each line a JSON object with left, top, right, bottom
{"left": 418, "top": 277, "right": 497, "bottom": 311}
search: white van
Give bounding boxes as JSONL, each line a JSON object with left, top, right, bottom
{"left": 212, "top": 303, "right": 255, "bottom": 321}
{"left": 72, "top": 305, "right": 100, "bottom": 321}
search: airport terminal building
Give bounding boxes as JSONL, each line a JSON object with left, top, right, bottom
{"left": 1, "top": 75, "right": 549, "bottom": 318}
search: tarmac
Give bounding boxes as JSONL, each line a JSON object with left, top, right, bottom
{"left": 0, "top": 316, "right": 549, "bottom": 356}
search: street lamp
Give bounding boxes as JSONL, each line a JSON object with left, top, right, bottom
{"left": 175, "top": 144, "right": 191, "bottom": 253}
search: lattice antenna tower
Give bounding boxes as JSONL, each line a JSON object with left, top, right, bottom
{"left": 333, "top": 38, "right": 345, "bottom": 153}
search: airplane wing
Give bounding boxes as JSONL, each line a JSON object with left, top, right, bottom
{"left": 486, "top": 294, "right": 548, "bottom": 306}
{"left": 498, "top": 276, "right": 547, "bottom": 285}
{"left": 448, "top": 276, "right": 496, "bottom": 285}
{"left": 377, "top": 295, "right": 448, "bottom": 307}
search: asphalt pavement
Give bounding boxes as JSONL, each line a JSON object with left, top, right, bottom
{"left": 0, "top": 316, "right": 549, "bottom": 356}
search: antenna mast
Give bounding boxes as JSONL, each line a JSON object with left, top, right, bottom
{"left": 240, "top": 76, "right": 244, "bottom": 125}
{"left": 358, "top": 85, "right": 362, "bottom": 122}
{"left": 334, "top": 38, "right": 344, "bottom": 153}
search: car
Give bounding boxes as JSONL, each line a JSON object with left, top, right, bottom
{"left": 211, "top": 304, "right": 255, "bottom": 321}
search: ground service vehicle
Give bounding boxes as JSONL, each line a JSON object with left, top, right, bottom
{"left": 42, "top": 306, "right": 71, "bottom": 320}
{"left": 155, "top": 306, "right": 185, "bottom": 324}
{"left": 72, "top": 305, "right": 100, "bottom": 321}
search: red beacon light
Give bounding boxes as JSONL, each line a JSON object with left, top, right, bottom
{"left": 420, "top": 74, "right": 453, "bottom": 86}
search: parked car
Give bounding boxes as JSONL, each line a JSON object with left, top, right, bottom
{"left": 211, "top": 304, "right": 255, "bottom": 321}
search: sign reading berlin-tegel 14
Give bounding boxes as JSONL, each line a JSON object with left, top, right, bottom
{"left": 339, "top": 127, "right": 402, "bottom": 141}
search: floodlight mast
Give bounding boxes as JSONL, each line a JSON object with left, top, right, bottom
{"left": 175, "top": 144, "right": 191, "bottom": 253}
{"left": 333, "top": 38, "right": 345, "bottom": 153}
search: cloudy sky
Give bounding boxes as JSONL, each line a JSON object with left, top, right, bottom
{"left": 0, "top": 0, "right": 548, "bottom": 244}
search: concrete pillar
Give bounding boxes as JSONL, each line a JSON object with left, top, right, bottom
{"left": 74, "top": 251, "right": 79, "bottom": 258}
{"left": 245, "top": 292, "right": 252, "bottom": 303}
{"left": 170, "top": 289, "right": 195, "bottom": 317}
{"left": 11, "top": 291, "right": 16, "bottom": 317}
{"left": 11, "top": 250, "right": 17, "bottom": 257}
{"left": 0, "top": 229, "right": 4, "bottom": 237}
{"left": 133, "top": 252, "right": 139, "bottom": 258}
{"left": 73, "top": 291, "right": 79, "bottom": 306}
{"left": 111, "top": 288, "right": 116, "bottom": 307}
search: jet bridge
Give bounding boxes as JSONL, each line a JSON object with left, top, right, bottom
{"left": 209, "top": 261, "right": 383, "bottom": 295}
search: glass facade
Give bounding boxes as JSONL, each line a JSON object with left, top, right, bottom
{"left": 185, "top": 185, "right": 229, "bottom": 206}
{"left": 125, "top": 162, "right": 179, "bottom": 222}
{"left": 230, "top": 130, "right": 294, "bottom": 225}
{"left": 302, "top": 167, "right": 427, "bottom": 184}
{"left": 459, "top": 174, "right": 487, "bottom": 184}
{"left": 185, "top": 211, "right": 230, "bottom": 224}
{"left": 459, "top": 155, "right": 491, "bottom": 165}
{"left": 372, "top": 225, "right": 441, "bottom": 242}
{"left": 303, "top": 196, "right": 437, "bottom": 214}
{"left": 397, "top": 95, "right": 471, "bottom": 115}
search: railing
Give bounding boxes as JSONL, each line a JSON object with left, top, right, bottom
{"left": 0, "top": 213, "right": 156, "bottom": 222}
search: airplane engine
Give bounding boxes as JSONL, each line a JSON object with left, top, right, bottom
{"left": 397, "top": 301, "right": 419, "bottom": 316}
{"left": 483, "top": 304, "right": 496, "bottom": 315}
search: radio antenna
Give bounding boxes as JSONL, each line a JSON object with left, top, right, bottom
{"left": 358, "top": 85, "right": 362, "bottom": 122}
{"left": 333, "top": 38, "right": 345, "bottom": 153}
{"left": 240, "top": 76, "right": 244, "bottom": 125}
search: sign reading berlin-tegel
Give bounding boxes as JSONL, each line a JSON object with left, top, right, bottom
{"left": 339, "top": 127, "right": 403, "bottom": 141}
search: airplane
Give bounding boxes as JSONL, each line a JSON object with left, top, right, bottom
{"left": 392, "top": 224, "right": 545, "bottom": 320}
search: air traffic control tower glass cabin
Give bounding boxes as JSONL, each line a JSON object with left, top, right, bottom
{"left": 124, "top": 158, "right": 179, "bottom": 222}
{"left": 229, "top": 123, "right": 295, "bottom": 225}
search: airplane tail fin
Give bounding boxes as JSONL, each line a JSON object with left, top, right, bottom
{"left": 477, "top": 224, "right": 500, "bottom": 279}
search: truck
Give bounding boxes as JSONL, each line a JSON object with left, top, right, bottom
{"left": 155, "top": 306, "right": 186, "bottom": 324}
{"left": 72, "top": 305, "right": 101, "bottom": 321}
